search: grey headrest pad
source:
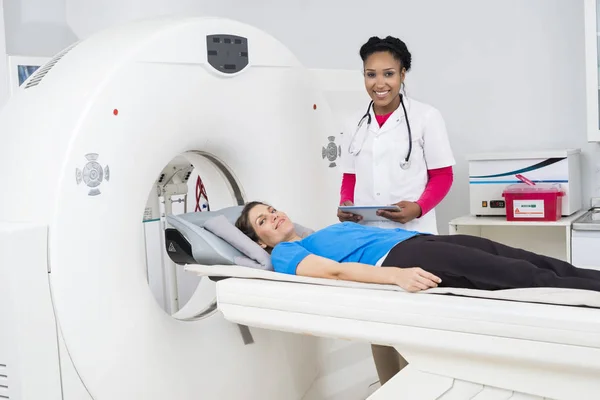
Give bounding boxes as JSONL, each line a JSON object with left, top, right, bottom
{"left": 167, "top": 205, "right": 315, "bottom": 268}
{"left": 204, "top": 214, "right": 273, "bottom": 271}
{"left": 174, "top": 205, "right": 244, "bottom": 227}
{"left": 167, "top": 212, "right": 245, "bottom": 266}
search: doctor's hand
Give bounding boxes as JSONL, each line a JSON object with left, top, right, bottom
{"left": 392, "top": 267, "right": 442, "bottom": 293}
{"left": 376, "top": 201, "right": 422, "bottom": 224}
{"left": 337, "top": 200, "right": 363, "bottom": 223}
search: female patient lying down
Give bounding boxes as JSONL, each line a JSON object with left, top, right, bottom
{"left": 235, "top": 201, "right": 600, "bottom": 293}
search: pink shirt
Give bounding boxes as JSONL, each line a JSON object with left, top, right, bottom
{"left": 375, "top": 112, "right": 393, "bottom": 127}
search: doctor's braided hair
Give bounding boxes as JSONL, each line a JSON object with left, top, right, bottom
{"left": 359, "top": 36, "right": 412, "bottom": 72}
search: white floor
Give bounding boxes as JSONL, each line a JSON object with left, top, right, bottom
{"left": 301, "top": 339, "right": 380, "bottom": 400}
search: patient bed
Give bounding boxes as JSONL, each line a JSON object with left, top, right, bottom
{"left": 167, "top": 207, "right": 600, "bottom": 400}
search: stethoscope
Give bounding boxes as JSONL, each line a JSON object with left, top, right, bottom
{"left": 348, "top": 93, "right": 412, "bottom": 170}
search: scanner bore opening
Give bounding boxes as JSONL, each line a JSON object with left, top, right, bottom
{"left": 142, "top": 151, "right": 244, "bottom": 319}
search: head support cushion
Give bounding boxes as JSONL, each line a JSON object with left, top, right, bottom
{"left": 166, "top": 205, "right": 314, "bottom": 270}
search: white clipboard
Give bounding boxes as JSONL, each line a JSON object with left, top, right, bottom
{"left": 338, "top": 205, "right": 401, "bottom": 222}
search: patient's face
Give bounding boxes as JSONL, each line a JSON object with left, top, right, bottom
{"left": 248, "top": 204, "right": 295, "bottom": 248}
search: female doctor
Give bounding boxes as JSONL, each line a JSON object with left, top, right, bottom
{"left": 337, "top": 35, "right": 456, "bottom": 387}
{"left": 337, "top": 35, "right": 455, "bottom": 235}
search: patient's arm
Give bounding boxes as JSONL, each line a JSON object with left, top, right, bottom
{"left": 296, "top": 254, "right": 441, "bottom": 293}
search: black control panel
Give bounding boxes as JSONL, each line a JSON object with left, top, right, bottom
{"left": 490, "top": 200, "right": 505, "bottom": 209}
{"left": 206, "top": 34, "right": 249, "bottom": 74}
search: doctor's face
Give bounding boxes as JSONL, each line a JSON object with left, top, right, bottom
{"left": 363, "top": 51, "right": 405, "bottom": 114}
{"left": 247, "top": 204, "right": 295, "bottom": 249}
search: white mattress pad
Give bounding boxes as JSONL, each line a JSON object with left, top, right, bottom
{"left": 186, "top": 264, "right": 600, "bottom": 349}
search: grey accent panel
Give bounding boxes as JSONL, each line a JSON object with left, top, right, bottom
{"left": 206, "top": 34, "right": 249, "bottom": 74}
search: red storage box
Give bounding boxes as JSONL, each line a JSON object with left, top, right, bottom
{"left": 502, "top": 183, "right": 564, "bottom": 222}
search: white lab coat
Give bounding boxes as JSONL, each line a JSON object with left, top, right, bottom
{"left": 340, "top": 95, "right": 455, "bottom": 234}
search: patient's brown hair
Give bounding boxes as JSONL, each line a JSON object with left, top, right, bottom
{"left": 235, "top": 201, "right": 269, "bottom": 244}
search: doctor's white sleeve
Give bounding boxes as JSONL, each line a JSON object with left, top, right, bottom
{"left": 339, "top": 122, "right": 356, "bottom": 174}
{"left": 422, "top": 108, "right": 456, "bottom": 170}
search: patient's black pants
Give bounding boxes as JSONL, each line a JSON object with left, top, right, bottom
{"left": 382, "top": 234, "right": 600, "bottom": 291}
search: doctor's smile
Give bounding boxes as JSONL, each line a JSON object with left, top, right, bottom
{"left": 374, "top": 90, "right": 390, "bottom": 100}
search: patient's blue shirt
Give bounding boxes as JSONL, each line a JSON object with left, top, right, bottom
{"left": 271, "top": 222, "right": 421, "bottom": 275}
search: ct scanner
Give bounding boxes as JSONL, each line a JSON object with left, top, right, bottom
{"left": 0, "top": 16, "right": 599, "bottom": 400}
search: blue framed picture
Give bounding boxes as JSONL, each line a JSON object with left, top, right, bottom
{"left": 7, "top": 56, "right": 50, "bottom": 95}
{"left": 17, "top": 65, "right": 41, "bottom": 86}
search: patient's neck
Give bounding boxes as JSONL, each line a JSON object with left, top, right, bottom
{"left": 287, "top": 232, "right": 302, "bottom": 242}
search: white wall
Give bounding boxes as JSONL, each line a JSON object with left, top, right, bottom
{"left": 62, "top": 0, "right": 597, "bottom": 232}
{"left": 3, "top": 0, "right": 77, "bottom": 56}
{"left": 0, "top": 0, "right": 77, "bottom": 109}
{"left": 0, "top": 1, "right": 8, "bottom": 109}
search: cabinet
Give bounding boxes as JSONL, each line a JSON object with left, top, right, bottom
{"left": 584, "top": 0, "right": 600, "bottom": 141}
{"left": 572, "top": 229, "right": 600, "bottom": 269}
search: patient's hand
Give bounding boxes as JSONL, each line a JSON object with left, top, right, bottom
{"left": 392, "top": 267, "right": 441, "bottom": 292}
